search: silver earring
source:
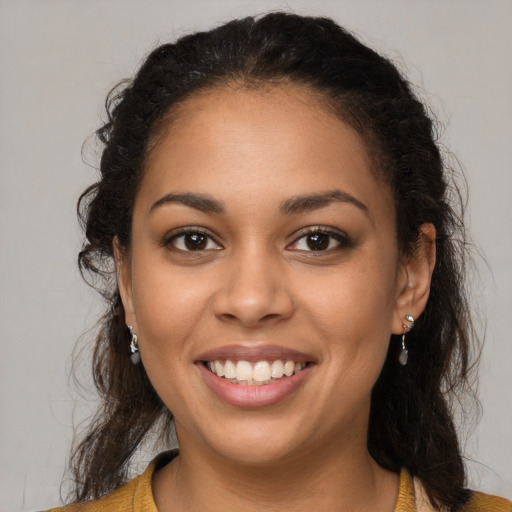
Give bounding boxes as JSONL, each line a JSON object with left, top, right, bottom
{"left": 399, "top": 315, "right": 415, "bottom": 366}
{"left": 128, "top": 325, "right": 140, "bottom": 364}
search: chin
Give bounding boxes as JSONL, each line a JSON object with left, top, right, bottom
{"left": 215, "top": 437, "right": 306, "bottom": 467}
{"left": 186, "top": 415, "right": 312, "bottom": 467}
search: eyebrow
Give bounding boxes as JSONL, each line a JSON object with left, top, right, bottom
{"left": 150, "top": 193, "right": 225, "bottom": 214}
{"left": 279, "top": 190, "right": 368, "bottom": 215}
{"left": 150, "top": 189, "right": 367, "bottom": 216}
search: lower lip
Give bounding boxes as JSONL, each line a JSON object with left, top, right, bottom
{"left": 197, "top": 363, "right": 313, "bottom": 408}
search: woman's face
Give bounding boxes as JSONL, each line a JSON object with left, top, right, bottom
{"left": 118, "top": 85, "right": 417, "bottom": 465}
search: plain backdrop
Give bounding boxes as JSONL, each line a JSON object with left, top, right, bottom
{"left": 0, "top": 1, "right": 511, "bottom": 510}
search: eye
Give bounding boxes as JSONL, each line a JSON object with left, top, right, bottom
{"left": 289, "top": 229, "right": 350, "bottom": 252}
{"left": 166, "top": 229, "right": 222, "bottom": 252}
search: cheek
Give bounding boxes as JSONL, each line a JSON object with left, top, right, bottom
{"left": 298, "top": 256, "right": 397, "bottom": 373}
{"left": 130, "top": 263, "right": 211, "bottom": 415}
{"left": 130, "top": 255, "right": 213, "bottom": 358}
{"left": 301, "top": 263, "right": 398, "bottom": 332}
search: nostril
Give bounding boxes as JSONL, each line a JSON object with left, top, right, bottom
{"left": 261, "top": 313, "right": 281, "bottom": 321}
{"left": 211, "top": 275, "right": 295, "bottom": 328}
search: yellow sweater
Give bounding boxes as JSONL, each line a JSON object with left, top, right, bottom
{"left": 47, "top": 454, "right": 511, "bottom": 512}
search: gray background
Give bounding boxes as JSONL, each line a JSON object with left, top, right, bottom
{"left": 0, "top": 1, "right": 511, "bottom": 510}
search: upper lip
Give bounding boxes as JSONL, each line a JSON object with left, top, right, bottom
{"left": 196, "top": 344, "right": 316, "bottom": 363}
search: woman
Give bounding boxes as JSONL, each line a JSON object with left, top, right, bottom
{"left": 47, "top": 12, "right": 511, "bottom": 512}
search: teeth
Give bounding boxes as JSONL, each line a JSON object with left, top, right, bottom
{"left": 214, "top": 360, "right": 225, "bottom": 377}
{"left": 253, "top": 361, "right": 271, "bottom": 382}
{"left": 284, "top": 360, "right": 295, "bottom": 377}
{"left": 224, "top": 359, "right": 236, "bottom": 379}
{"left": 271, "top": 360, "right": 284, "bottom": 378}
{"left": 235, "top": 361, "right": 253, "bottom": 381}
{"left": 207, "top": 359, "right": 306, "bottom": 384}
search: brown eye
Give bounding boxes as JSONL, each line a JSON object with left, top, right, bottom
{"left": 306, "top": 233, "right": 330, "bottom": 251}
{"left": 289, "top": 228, "right": 351, "bottom": 253}
{"left": 168, "top": 230, "right": 222, "bottom": 252}
{"left": 184, "top": 233, "right": 207, "bottom": 250}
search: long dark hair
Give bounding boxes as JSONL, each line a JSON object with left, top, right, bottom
{"left": 72, "top": 12, "right": 478, "bottom": 510}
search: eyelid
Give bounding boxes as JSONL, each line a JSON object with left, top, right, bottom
{"left": 161, "top": 225, "right": 351, "bottom": 253}
{"left": 287, "top": 226, "right": 352, "bottom": 251}
{"left": 162, "top": 226, "right": 223, "bottom": 251}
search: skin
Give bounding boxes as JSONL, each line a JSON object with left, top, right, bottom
{"left": 116, "top": 84, "right": 436, "bottom": 512}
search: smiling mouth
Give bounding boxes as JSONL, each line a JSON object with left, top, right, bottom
{"left": 203, "top": 359, "right": 310, "bottom": 386}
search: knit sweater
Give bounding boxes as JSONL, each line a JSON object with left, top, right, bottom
{"left": 46, "top": 452, "right": 511, "bottom": 512}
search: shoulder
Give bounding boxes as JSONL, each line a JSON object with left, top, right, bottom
{"left": 412, "top": 473, "right": 511, "bottom": 512}
{"left": 43, "top": 470, "right": 154, "bottom": 512}
{"left": 462, "top": 491, "right": 512, "bottom": 512}
{"left": 43, "top": 451, "right": 177, "bottom": 512}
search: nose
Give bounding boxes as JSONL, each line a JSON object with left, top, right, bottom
{"left": 212, "top": 247, "right": 294, "bottom": 328}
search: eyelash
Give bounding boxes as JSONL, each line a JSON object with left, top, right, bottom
{"left": 288, "top": 227, "right": 352, "bottom": 253}
{"left": 163, "top": 227, "right": 222, "bottom": 252}
{"left": 163, "top": 227, "right": 352, "bottom": 254}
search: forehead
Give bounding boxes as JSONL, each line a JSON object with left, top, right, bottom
{"left": 151, "top": 84, "right": 348, "bottom": 157}
{"left": 138, "top": 84, "right": 393, "bottom": 221}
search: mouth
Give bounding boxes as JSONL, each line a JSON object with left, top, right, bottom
{"left": 196, "top": 345, "right": 315, "bottom": 408}
{"left": 202, "top": 359, "right": 310, "bottom": 386}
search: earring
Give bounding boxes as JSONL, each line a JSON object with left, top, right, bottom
{"left": 128, "top": 325, "right": 140, "bottom": 364}
{"left": 399, "top": 315, "right": 415, "bottom": 366}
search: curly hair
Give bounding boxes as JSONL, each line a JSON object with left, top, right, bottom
{"left": 72, "top": 12, "right": 478, "bottom": 510}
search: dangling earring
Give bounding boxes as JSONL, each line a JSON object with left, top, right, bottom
{"left": 399, "top": 315, "right": 415, "bottom": 366}
{"left": 128, "top": 325, "right": 140, "bottom": 364}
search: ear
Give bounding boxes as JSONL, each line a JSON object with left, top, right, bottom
{"left": 113, "top": 236, "right": 137, "bottom": 329}
{"left": 391, "top": 223, "right": 436, "bottom": 334}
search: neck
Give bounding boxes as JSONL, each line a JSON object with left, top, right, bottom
{"left": 153, "top": 432, "right": 399, "bottom": 512}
